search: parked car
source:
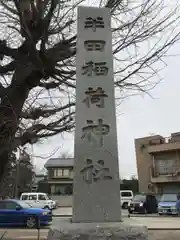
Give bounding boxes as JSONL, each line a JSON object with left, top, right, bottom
{"left": 0, "top": 199, "right": 52, "bottom": 228}
{"left": 128, "top": 193, "right": 158, "bottom": 214}
{"left": 120, "top": 190, "right": 134, "bottom": 209}
{"left": 51, "top": 200, "right": 57, "bottom": 209}
{"left": 47, "top": 195, "right": 58, "bottom": 209}
{"left": 20, "top": 192, "right": 54, "bottom": 210}
{"left": 158, "top": 193, "right": 178, "bottom": 215}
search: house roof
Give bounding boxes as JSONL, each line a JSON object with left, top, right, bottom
{"left": 44, "top": 158, "right": 74, "bottom": 168}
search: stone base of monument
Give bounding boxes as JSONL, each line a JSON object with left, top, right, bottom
{"left": 47, "top": 218, "right": 148, "bottom": 240}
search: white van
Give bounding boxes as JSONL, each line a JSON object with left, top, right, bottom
{"left": 120, "top": 190, "right": 133, "bottom": 209}
{"left": 20, "top": 192, "right": 54, "bottom": 210}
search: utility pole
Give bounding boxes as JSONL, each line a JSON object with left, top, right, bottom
{"left": 15, "top": 159, "right": 20, "bottom": 199}
{"left": 15, "top": 148, "right": 23, "bottom": 199}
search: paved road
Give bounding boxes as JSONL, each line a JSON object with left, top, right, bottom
{"left": 132, "top": 216, "right": 180, "bottom": 229}
{"left": 52, "top": 207, "right": 160, "bottom": 217}
{"left": 53, "top": 208, "right": 130, "bottom": 216}
{"left": 53, "top": 207, "right": 72, "bottom": 216}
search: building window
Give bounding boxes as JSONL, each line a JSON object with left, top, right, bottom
{"left": 53, "top": 169, "right": 70, "bottom": 177}
{"left": 54, "top": 169, "right": 63, "bottom": 177}
{"left": 51, "top": 185, "right": 55, "bottom": 194}
{"left": 63, "top": 169, "right": 70, "bottom": 176}
{"left": 53, "top": 184, "right": 73, "bottom": 195}
{"left": 155, "top": 159, "right": 178, "bottom": 175}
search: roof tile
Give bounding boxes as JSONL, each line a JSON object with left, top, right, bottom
{"left": 44, "top": 158, "right": 74, "bottom": 168}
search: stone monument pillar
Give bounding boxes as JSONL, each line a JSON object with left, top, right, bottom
{"left": 47, "top": 6, "right": 148, "bottom": 240}
{"left": 72, "top": 6, "right": 121, "bottom": 223}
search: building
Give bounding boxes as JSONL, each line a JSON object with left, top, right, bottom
{"left": 44, "top": 158, "right": 74, "bottom": 195}
{"left": 135, "top": 132, "right": 180, "bottom": 194}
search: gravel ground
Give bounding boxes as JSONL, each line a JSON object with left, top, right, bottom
{"left": 148, "top": 230, "right": 180, "bottom": 240}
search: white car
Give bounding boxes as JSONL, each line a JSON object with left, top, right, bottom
{"left": 20, "top": 192, "right": 54, "bottom": 210}
{"left": 50, "top": 199, "right": 58, "bottom": 209}
{"left": 120, "top": 190, "right": 134, "bottom": 209}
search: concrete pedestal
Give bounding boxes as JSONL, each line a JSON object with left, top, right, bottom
{"left": 47, "top": 219, "right": 148, "bottom": 240}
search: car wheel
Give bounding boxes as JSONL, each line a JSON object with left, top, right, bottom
{"left": 44, "top": 206, "right": 50, "bottom": 210}
{"left": 26, "top": 216, "right": 37, "bottom": 229}
{"left": 122, "top": 202, "right": 128, "bottom": 209}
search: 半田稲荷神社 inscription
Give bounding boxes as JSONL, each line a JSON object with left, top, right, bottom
{"left": 80, "top": 158, "right": 112, "bottom": 184}
{"left": 72, "top": 6, "right": 121, "bottom": 223}
{"left": 82, "top": 61, "right": 108, "bottom": 76}
{"left": 83, "top": 87, "right": 108, "bottom": 108}
{"left": 84, "top": 16, "right": 105, "bottom": 31}
{"left": 84, "top": 40, "right": 106, "bottom": 51}
{"left": 81, "top": 119, "right": 110, "bottom": 147}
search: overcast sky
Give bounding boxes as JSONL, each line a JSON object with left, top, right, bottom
{"left": 32, "top": 40, "right": 180, "bottom": 178}
{"left": 31, "top": 0, "right": 180, "bottom": 179}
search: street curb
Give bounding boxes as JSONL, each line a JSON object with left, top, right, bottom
{"left": 148, "top": 228, "right": 180, "bottom": 230}
{"left": 52, "top": 215, "right": 71, "bottom": 217}
{"left": 129, "top": 215, "right": 177, "bottom": 218}
{"left": 4, "top": 238, "right": 47, "bottom": 240}
{"left": 57, "top": 206, "right": 72, "bottom": 208}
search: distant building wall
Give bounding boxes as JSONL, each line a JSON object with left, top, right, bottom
{"left": 135, "top": 135, "right": 162, "bottom": 193}
{"left": 135, "top": 133, "right": 180, "bottom": 194}
{"left": 51, "top": 195, "right": 72, "bottom": 207}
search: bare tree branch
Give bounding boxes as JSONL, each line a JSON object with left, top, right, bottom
{"left": 0, "top": 40, "right": 17, "bottom": 59}
{"left": 0, "top": 61, "right": 16, "bottom": 74}
{"left": 16, "top": 111, "right": 75, "bottom": 146}
{"left": 21, "top": 102, "right": 75, "bottom": 120}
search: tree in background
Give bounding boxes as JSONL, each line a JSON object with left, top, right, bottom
{"left": 0, "top": 149, "right": 34, "bottom": 198}
{"left": 121, "top": 176, "right": 139, "bottom": 193}
{"left": 15, "top": 149, "right": 34, "bottom": 198}
{"left": 0, "top": 0, "right": 180, "bottom": 182}
{"left": 0, "top": 151, "right": 17, "bottom": 198}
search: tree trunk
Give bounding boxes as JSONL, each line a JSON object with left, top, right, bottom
{"left": 0, "top": 82, "right": 30, "bottom": 186}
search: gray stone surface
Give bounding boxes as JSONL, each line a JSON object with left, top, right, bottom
{"left": 73, "top": 6, "right": 121, "bottom": 223}
{"left": 48, "top": 220, "right": 148, "bottom": 240}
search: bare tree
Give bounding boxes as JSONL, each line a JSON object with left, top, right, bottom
{"left": 0, "top": 0, "right": 180, "bottom": 182}
{"left": 0, "top": 149, "right": 34, "bottom": 198}
{"left": 0, "top": 151, "right": 16, "bottom": 198}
